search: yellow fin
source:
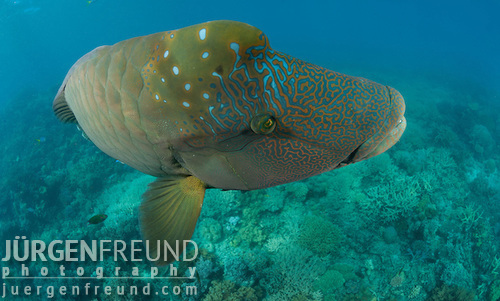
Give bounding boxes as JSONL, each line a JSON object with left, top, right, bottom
{"left": 140, "top": 175, "right": 205, "bottom": 265}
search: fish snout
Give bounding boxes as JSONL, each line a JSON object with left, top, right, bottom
{"left": 386, "top": 86, "right": 406, "bottom": 145}
{"left": 339, "top": 86, "right": 406, "bottom": 166}
{"left": 387, "top": 87, "right": 407, "bottom": 147}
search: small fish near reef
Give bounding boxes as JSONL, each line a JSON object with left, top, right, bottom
{"left": 34, "top": 136, "right": 46, "bottom": 145}
{"left": 88, "top": 214, "right": 107, "bottom": 225}
{"left": 53, "top": 20, "right": 406, "bottom": 264}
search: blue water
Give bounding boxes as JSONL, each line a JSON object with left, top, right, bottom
{"left": 1, "top": 0, "right": 500, "bottom": 300}
{"left": 1, "top": 0, "right": 499, "bottom": 100}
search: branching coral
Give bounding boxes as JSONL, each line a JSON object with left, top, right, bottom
{"left": 262, "top": 245, "right": 325, "bottom": 301}
{"left": 363, "top": 174, "right": 421, "bottom": 223}
{"left": 459, "top": 204, "right": 484, "bottom": 230}
{"left": 491, "top": 255, "right": 500, "bottom": 276}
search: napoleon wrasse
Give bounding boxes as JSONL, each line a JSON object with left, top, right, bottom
{"left": 53, "top": 20, "right": 406, "bottom": 264}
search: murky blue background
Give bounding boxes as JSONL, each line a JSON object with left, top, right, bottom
{"left": 1, "top": 0, "right": 499, "bottom": 102}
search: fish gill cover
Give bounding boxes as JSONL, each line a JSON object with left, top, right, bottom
{"left": 0, "top": 0, "right": 499, "bottom": 300}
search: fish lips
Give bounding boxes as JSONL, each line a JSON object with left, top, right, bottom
{"left": 339, "top": 86, "right": 406, "bottom": 166}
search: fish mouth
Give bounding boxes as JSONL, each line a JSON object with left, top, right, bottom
{"left": 339, "top": 144, "right": 362, "bottom": 165}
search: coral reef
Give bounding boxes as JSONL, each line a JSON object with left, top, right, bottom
{"left": 313, "top": 269, "right": 345, "bottom": 298}
{"left": 428, "top": 284, "right": 476, "bottom": 301}
{"left": 1, "top": 64, "right": 500, "bottom": 301}
{"left": 298, "top": 215, "right": 343, "bottom": 257}
{"left": 489, "top": 278, "right": 500, "bottom": 301}
{"left": 203, "top": 280, "right": 261, "bottom": 301}
{"left": 262, "top": 245, "right": 325, "bottom": 300}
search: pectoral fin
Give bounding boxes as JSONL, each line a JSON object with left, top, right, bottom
{"left": 140, "top": 175, "right": 206, "bottom": 265}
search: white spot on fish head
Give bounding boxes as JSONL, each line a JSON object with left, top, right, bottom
{"left": 203, "top": 93, "right": 209, "bottom": 99}
{"left": 230, "top": 42, "right": 239, "bottom": 53}
{"left": 173, "top": 66, "right": 179, "bottom": 75}
{"left": 170, "top": 34, "right": 174, "bottom": 38}
{"left": 185, "top": 83, "right": 191, "bottom": 91}
{"left": 202, "top": 52, "right": 209, "bottom": 59}
{"left": 161, "top": 77, "right": 165, "bottom": 83}
{"left": 182, "top": 101, "right": 190, "bottom": 107}
{"left": 199, "top": 28, "right": 206, "bottom": 40}
{"left": 163, "top": 50, "right": 169, "bottom": 58}
{"left": 155, "top": 94, "right": 159, "bottom": 100}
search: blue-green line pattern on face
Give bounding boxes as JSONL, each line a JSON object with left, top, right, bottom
{"left": 140, "top": 21, "right": 403, "bottom": 188}
{"left": 200, "top": 38, "right": 390, "bottom": 149}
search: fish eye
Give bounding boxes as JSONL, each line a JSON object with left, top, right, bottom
{"left": 251, "top": 113, "right": 276, "bottom": 135}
